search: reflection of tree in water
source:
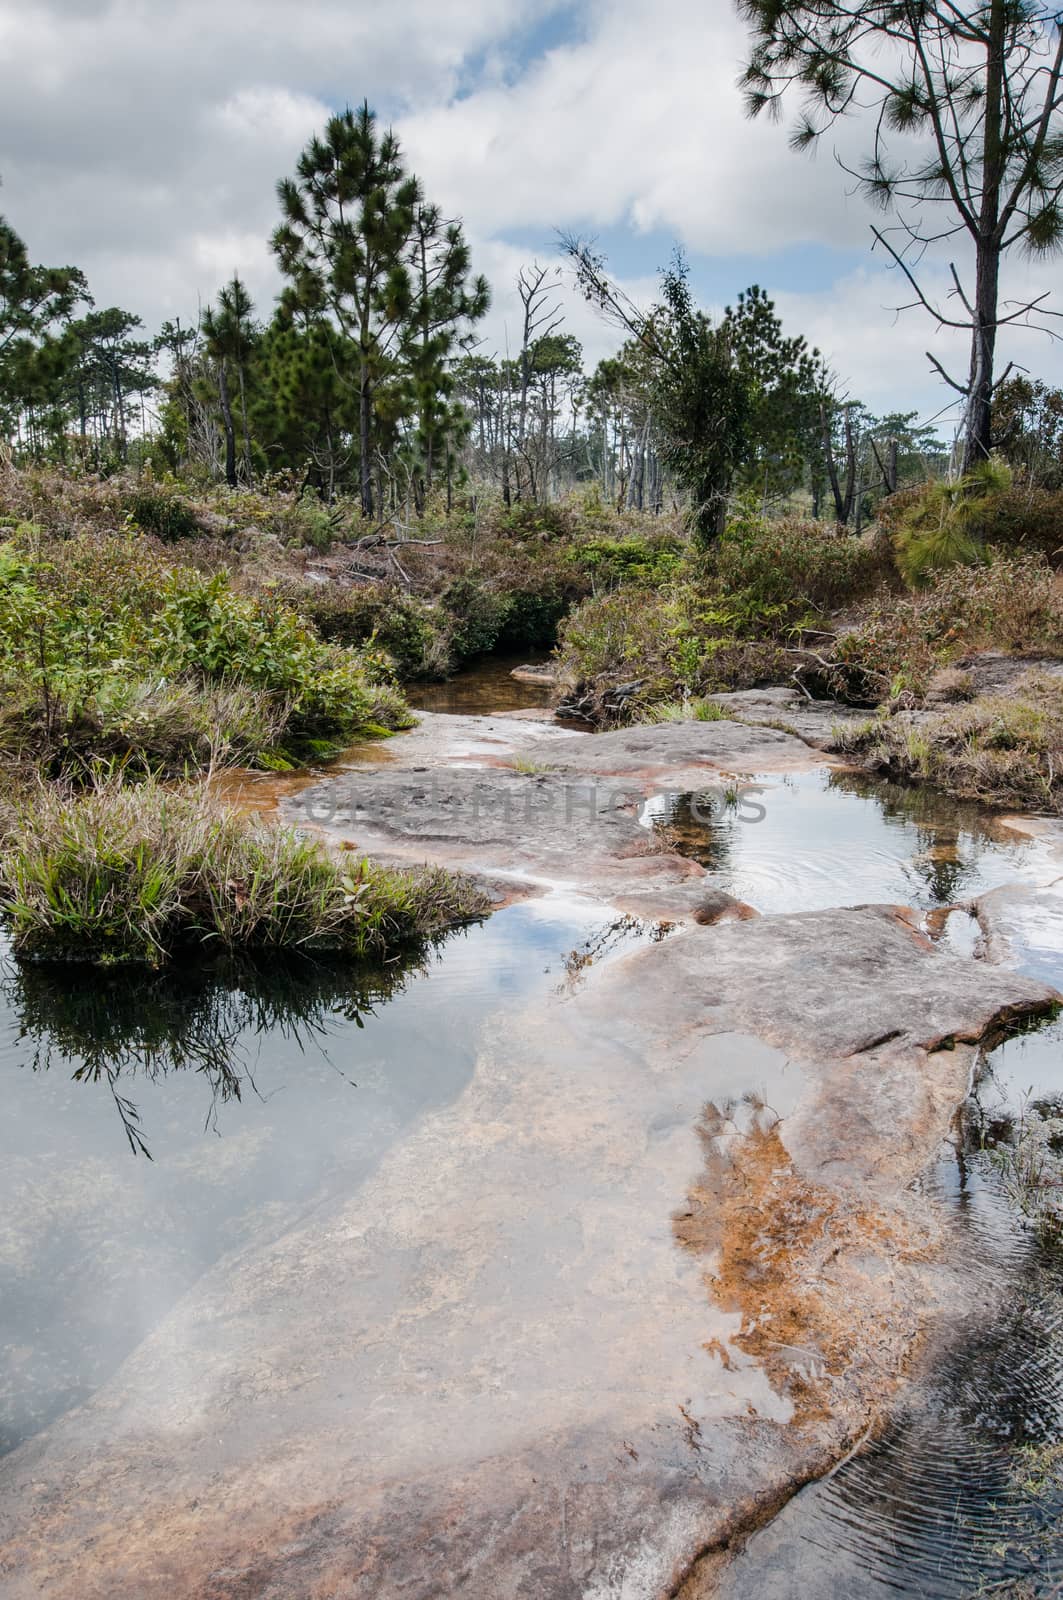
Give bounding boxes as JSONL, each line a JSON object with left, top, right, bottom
{"left": 828, "top": 769, "right": 1005, "bottom": 905}
{"left": 648, "top": 789, "right": 742, "bottom": 873}
{"left": 6, "top": 950, "right": 430, "bottom": 1157}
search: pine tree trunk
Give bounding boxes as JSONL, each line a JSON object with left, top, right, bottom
{"left": 218, "top": 362, "right": 237, "bottom": 489}
{"left": 359, "top": 350, "right": 373, "bottom": 518}
{"left": 238, "top": 364, "right": 253, "bottom": 486}
{"left": 820, "top": 402, "right": 846, "bottom": 524}
{"left": 963, "top": 242, "right": 1001, "bottom": 471}
{"left": 963, "top": 0, "right": 1006, "bottom": 472}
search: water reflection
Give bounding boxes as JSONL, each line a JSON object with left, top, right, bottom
{"left": 0, "top": 896, "right": 649, "bottom": 1457}
{"left": 407, "top": 652, "right": 556, "bottom": 716}
{"left": 6, "top": 954, "right": 418, "bottom": 1156}
{"left": 718, "top": 1018, "right": 1063, "bottom": 1600}
{"left": 640, "top": 769, "right": 1047, "bottom": 914}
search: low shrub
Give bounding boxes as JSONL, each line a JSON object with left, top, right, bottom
{"left": 830, "top": 673, "right": 1063, "bottom": 813}
{"left": 713, "top": 509, "right": 895, "bottom": 614}
{"left": 490, "top": 501, "right": 580, "bottom": 542}
{"left": 555, "top": 584, "right": 788, "bottom": 721}
{"left": 572, "top": 533, "right": 685, "bottom": 589}
{"left": 152, "top": 569, "right": 413, "bottom": 752}
{"left": 0, "top": 529, "right": 412, "bottom": 773}
{"left": 439, "top": 575, "right": 514, "bottom": 660}
{"left": 289, "top": 581, "right": 450, "bottom": 678}
{"left": 0, "top": 776, "right": 487, "bottom": 966}
{"left": 880, "top": 463, "right": 1063, "bottom": 579}
{"left": 122, "top": 481, "right": 202, "bottom": 541}
{"left": 818, "top": 554, "right": 1063, "bottom": 704}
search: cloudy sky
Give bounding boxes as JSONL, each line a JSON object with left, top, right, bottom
{"left": 2, "top": 0, "right": 1061, "bottom": 434}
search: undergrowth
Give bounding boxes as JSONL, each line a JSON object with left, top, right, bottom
{"left": 0, "top": 775, "right": 486, "bottom": 967}
{"left": 0, "top": 525, "right": 411, "bottom": 775}
{"left": 830, "top": 673, "right": 1063, "bottom": 814}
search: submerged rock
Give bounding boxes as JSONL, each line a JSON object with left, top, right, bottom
{"left": 692, "top": 889, "right": 758, "bottom": 925}
{"left": 0, "top": 905, "right": 1055, "bottom": 1600}
{"left": 509, "top": 662, "right": 557, "bottom": 685}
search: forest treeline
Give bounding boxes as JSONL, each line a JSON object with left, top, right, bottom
{"left": 0, "top": 101, "right": 957, "bottom": 535}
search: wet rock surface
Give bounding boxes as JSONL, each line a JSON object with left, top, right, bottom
{"left": 284, "top": 713, "right": 840, "bottom": 921}
{"left": 0, "top": 901, "right": 1055, "bottom": 1599}
{"left": 3, "top": 708, "right": 1062, "bottom": 1598}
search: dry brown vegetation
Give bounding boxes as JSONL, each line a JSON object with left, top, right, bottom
{"left": 831, "top": 672, "right": 1063, "bottom": 815}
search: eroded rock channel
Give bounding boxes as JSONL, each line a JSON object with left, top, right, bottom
{"left": 1, "top": 684, "right": 1062, "bottom": 1597}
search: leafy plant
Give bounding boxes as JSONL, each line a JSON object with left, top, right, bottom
{"left": 893, "top": 458, "right": 1011, "bottom": 585}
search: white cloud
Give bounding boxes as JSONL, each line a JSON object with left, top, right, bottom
{"left": 399, "top": 0, "right": 866, "bottom": 255}
{"left": 0, "top": 0, "right": 1060, "bottom": 421}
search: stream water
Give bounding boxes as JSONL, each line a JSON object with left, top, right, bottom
{"left": 641, "top": 769, "right": 1060, "bottom": 917}
{"left": 2, "top": 675, "right": 1063, "bottom": 1595}
{"left": 717, "top": 1020, "right": 1063, "bottom": 1600}
{"left": 406, "top": 651, "right": 556, "bottom": 715}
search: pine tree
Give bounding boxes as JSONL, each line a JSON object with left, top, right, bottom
{"left": 738, "top": 0, "right": 1063, "bottom": 470}
{"left": 0, "top": 217, "right": 89, "bottom": 450}
{"left": 202, "top": 276, "right": 258, "bottom": 487}
{"left": 401, "top": 203, "right": 489, "bottom": 511}
{"left": 272, "top": 103, "right": 420, "bottom": 518}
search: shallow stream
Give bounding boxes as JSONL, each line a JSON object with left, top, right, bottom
{"left": 2, "top": 670, "right": 1063, "bottom": 1595}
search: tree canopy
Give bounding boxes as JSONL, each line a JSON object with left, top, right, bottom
{"left": 738, "top": 0, "right": 1063, "bottom": 470}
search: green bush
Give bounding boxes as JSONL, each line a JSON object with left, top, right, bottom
{"left": 494, "top": 586, "right": 569, "bottom": 650}
{"left": 0, "top": 530, "right": 412, "bottom": 773}
{"left": 713, "top": 509, "right": 896, "bottom": 613}
{"left": 440, "top": 576, "right": 515, "bottom": 660}
{"left": 123, "top": 482, "right": 201, "bottom": 542}
{"left": 573, "top": 534, "right": 684, "bottom": 589}
{"left": 555, "top": 583, "right": 787, "bottom": 719}
{"left": 0, "top": 776, "right": 487, "bottom": 967}
{"left": 290, "top": 581, "right": 448, "bottom": 678}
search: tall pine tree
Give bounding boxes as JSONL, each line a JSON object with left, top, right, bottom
{"left": 271, "top": 105, "right": 487, "bottom": 515}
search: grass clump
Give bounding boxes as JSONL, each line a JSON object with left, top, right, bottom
{"left": 889, "top": 456, "right": 1009, "bottom": 585}
{"left": 0, "top": 775, "right": 486, "bottom": 968}
{"left": 989, "top": 1095, "right": 1063, "bottom": 1246}
{"left": 637, "top": 696, "right": 735, "bottom": 724}
{"left": 831, "top": 672, "right": 1063, "bottom": 813}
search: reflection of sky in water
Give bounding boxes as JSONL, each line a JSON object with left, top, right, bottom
{"left": 0, "top": 895, "right": 633, "bottom": 1455}
{"left": 639, "top": 770, "right": 1056, "bottom": 913}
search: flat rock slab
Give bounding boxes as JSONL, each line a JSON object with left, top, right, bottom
{"left": 703, "top": 689, "right": 870, "bottom": 750}
{"left": 0, "top": 907, "right": 1054, "bottom": 1600}
{"left": 285, "top": 717, "right": 839, "bottom": 921}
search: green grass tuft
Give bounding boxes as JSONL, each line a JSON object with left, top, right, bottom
{"left": 0, "top": 774, "right": 487, "bottom": 968}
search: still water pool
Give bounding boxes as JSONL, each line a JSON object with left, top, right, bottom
{"left": 0, "top": 895, "right": 648, "bottom": 1456}
{"left": 641, "top": 767, "right": 1057, "bottom": 914}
